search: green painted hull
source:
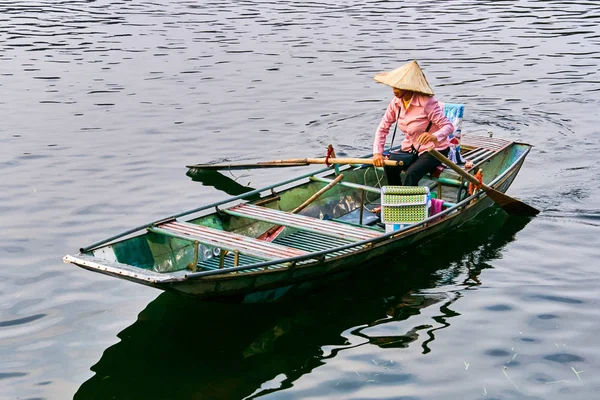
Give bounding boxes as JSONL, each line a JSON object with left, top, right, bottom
{"left": 64, "top": 139, "right": 533, "bottom": 303}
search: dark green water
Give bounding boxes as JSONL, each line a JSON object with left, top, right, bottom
{"left": 1, "top": 1, "right": 600, "bottom": 399}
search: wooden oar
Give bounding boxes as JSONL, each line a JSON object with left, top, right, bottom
{"left": 257, "top": 173, "right": 345, "bottom": 242}
{"left": 186, "top": 157, "right": 402, "bottom": 171}
{"left": 429, "top": 149, "right": 540, "bottom": 216}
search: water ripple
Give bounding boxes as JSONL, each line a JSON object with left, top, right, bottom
{"left": 0, "top": 314, "right": 45, "bottom": 328}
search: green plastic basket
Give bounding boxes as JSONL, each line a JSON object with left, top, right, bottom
{"left": 381, "top": 185, "right": 430, "bottom": 226}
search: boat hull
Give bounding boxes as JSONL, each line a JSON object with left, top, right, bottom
{"left": 65, "top": 138, "right": 532, "bottom": 303}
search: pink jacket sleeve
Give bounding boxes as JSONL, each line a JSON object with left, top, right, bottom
{"left": 425, "top": 98, "right": 454, "bottom": 141}
{"left": 373, "top": 99, "right": 399, "bottom": 155}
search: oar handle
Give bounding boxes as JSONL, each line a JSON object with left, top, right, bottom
{"left": 428, "top": 149, "right": 487, "bottom": 188}
{"left": 296, "top": 158, "right": 403, "bottom": 167}
{"left": 187, "top": 157, "right": 403, "bottom": 171}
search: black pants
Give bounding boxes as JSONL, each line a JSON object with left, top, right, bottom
{"left": 385, "top": 147, "right": 450, "bottom": 186}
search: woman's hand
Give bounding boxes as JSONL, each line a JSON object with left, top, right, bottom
{"left": 373, "top": 153, "right": 385, "bottom": 167}
{"left": 417, "top": 132, "right": 438, "bottom": 145}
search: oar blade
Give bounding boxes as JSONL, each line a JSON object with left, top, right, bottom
{"left": 485, "top": 188, "right": 540, "bottom": 216}
{"left": 186, "top": 162, "right": 309, "bottom": 170}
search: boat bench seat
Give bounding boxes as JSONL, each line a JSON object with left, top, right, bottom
{"left": 460, "top": 147, "right": 496, "bottom": 165}
{"left": 148, "top": 220, "right": 309, "bottom": 261}
{"left": 224, "top": 204, "right": 382, "bottom": 242}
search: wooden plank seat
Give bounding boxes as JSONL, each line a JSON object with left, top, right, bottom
{"left": 224, "top": 204, "right": 382, "bottom": 242}
{"left": 461, "top": 135, "right": 511, "bottom": 152}
{"left": 148, "top": 220, "right": 308, "bottom": 261}
{"left": 462, "top": 147, "right": 495, "bottom": 163}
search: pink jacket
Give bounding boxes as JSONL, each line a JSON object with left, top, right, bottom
{"left": 373, "top": 94, "right": 454, "bottom": 155}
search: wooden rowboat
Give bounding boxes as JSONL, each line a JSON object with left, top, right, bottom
{"left": 63, "top": 135, "right": 533, "bottom": 302}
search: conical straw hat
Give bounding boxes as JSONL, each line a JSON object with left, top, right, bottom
{"left": 373, "top": 60, "right": 434, "bottom": 95}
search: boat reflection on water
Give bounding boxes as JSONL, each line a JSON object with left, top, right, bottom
{"left": 74, "top": 210, "right": 531, "bottom": 400}
{"left": 185, "top": 168, "right": 258, "bottom": 198}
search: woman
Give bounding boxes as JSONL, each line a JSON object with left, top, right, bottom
{"left": 372, "top": 60, "right": 454, "bottom": 186}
